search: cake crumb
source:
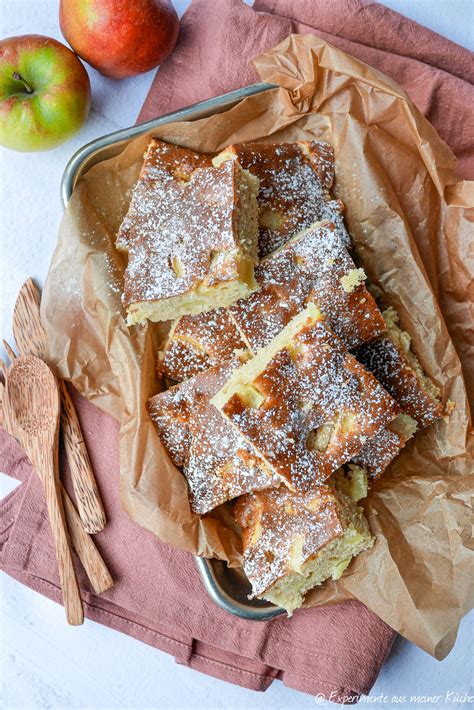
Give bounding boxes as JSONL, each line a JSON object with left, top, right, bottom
{"left": 443, "top": 400, "right": 456, "bottom": 421}
{"left": 340, "top": 268, "right": 366, "bottom": 293}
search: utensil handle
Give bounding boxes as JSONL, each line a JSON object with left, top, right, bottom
{"left": 0, "top": 387, "right": 112, "bottom": 597}
{"left": 59, "top": 381, "right": 106, "bottom": 534}
{"left": 61, "top": 486, "right": 113, "bottom": 595}
{"left": 42, "top": 443, "right": 84, "bottom": 626}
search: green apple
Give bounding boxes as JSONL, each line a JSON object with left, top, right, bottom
{"left": 0, "top": 34, "right": 91, "bottom": 152}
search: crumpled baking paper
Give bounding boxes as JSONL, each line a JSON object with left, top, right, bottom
{"left": 42, "top": 35, "right": 473, "bottom": 658}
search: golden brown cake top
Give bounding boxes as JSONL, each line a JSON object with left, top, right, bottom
{"left": 234, "top": 484, "right": 345, "bottom": 597}
{"left": 147, "top": 357, "right": 279, "bottom": 515}
{"left": 213, "top": 307, "right": 401, "bottom": 492}
{"left": 229, "top": 221, "right": 386, "bottom": 353}
{"left": 117, "top": 139, "right": 212, "bottom": 252}
{"left": 215, "top": 140, "right": 350, "bottom": 257}
{"left": 355, "top": 333, "right": 442, "bottom": 428}
{"left": 121, "top": 158, "right": 255, "bottom": 310}
{"left": 157, "top": 308, "right": 246, "bottom": 382}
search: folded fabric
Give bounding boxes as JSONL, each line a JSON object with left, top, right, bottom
{"left": 138, "top": 0, "right": 474, "bottom": 180}
{"left": 0, "top": 387, "right": 394, "bottom": 703}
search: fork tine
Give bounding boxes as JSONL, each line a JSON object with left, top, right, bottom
{"left": 2, "top": 339, "right": 16, "bottom": 362}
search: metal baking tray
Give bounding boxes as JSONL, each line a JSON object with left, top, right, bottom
{"left": 61, "top": 83, "right": 284, "bottom": 622}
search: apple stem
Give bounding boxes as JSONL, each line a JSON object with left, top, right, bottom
{"left": 12, "top": 71, "right": 34, "bottom": 94}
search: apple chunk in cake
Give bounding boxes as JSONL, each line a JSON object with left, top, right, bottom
{"left": 214, "top": 141, "right": 350, "bottom": 257}
{"left": 121, "top": 156, "right": 260, "bottom": 325}
{"left": 234, "top": 479, "right": 373, "bottom": 615}
{"left": 147, "top": 357, "right": 279, "bottom": 515}
{"left": 229, "top": 221, "right": 386, "bottom": 352}
{"left": 212, "top": 305, "right": 400, "bottom": 492}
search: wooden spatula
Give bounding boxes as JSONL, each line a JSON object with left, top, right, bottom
{"left": 0, "top": 379, "right": 113, "bottom": 596}
{"left": 12, "top": 279, "right": 106, "bottom": 534}
{"left": 6, "top": 354, "right": 84, "bottom": 625}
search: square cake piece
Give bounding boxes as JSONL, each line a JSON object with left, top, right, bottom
{"left": 116, "top": 139, "right": 213, "bottom": 253}
{"left": 213, "top": 141, "right": 350, "bottom": 257}
{"left": 121, "top": 154, "right": 260, "bottom": 325}
{"left": 147, "top": 357, "right": 279, "bottom": 515}
{"left": 212, "top": 305, "right": 400, "bottom": 492}
{"left": 355, "top": 307, "right": 443, "bottom": 428}
{"left": 229, "top": 221, "right": 386, "bottom": 352}
{"left": 157, "top": 308, "right": 246, "bottom": 382}
{"left": 234, "top": 480, "right": 373, "bottom": 614}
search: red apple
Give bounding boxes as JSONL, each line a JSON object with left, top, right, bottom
{"left": 59, "top": 0, "right": 180, "bottom": 80}
{"left": 0, "top": 35, "right": 90, "bottom": 152}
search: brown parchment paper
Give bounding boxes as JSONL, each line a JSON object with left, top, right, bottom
{"left": 42, "top": 35, "right": 473, "bottom": 658}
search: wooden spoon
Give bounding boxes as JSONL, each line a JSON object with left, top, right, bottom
{"left": 6, "top": 354, "right": 84, "bottom": 625}
{"left": 0, "top": 381, "right": 113, "bottom": 595}
{"left": 12, "top": 278, "right": 106, "bottom": 534}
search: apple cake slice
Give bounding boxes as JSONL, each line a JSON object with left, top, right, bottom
{"left": 229, "top": 221, "right": 386, "bottom": 352}
{"left": 121, "top": 150, "right": 260, "bottom": 324}
{"left": 147, "top": 356, "right": 279, "bottom": 515}
{"left": 355, "top": 307, "right": 443, "bottom": 428}
{"left": 157, "top": 307, "right": 246, "bottom": 383}
{"left": 212, "top": 304, "right": 400, "bottom": 492}
{"left": 213, "top": 140, "right": 350, "bottom": 257}
{"left": 234, "top": 475, "right": 373, "bottom": 615}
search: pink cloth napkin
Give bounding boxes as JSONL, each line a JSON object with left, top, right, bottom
{"left": 4, "top": 0, "right": 472, "bottom": 702}
{"left": 1, "top": 386, "right": 394, "bottom": 703}
{"left": 138, "top": 0, "right": 474, "bottom": 179}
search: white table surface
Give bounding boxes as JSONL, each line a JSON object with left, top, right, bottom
{"left": 1, "top": 2, "right": 473, "bottom": 709}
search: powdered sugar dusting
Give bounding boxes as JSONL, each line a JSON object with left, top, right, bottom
{"left": 229, "top": 222, "right": 386, "bottom": 352}
{"left": 352, "top": 424, "right": 409, "bottom": 479}
{"left": 229, "top": 141, "right": 351, "bottom": 257}
{"left": 219, "top": 317, "right": 401, "bottom": 491}
{"left": 116, "top": 139, "right": 212, "bottom": 252}
{"left": 147, "top": 358, "right": 279, "bottom": 514}
{"left": 355, "top": 337, "right": 442, "bottom": 428}
{"left": 234, "top": 485, "right": 344, "bottom": 596}
{"left": 122, "top": 159, "right": 246, "bottom": 309}
{"left": 158, "top": 308, "right": 246, "bottom": 382}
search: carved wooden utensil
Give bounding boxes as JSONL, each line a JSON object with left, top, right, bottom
{"left": 12, "top": 278, "right": 106, "bottom": 534}
{"left": 6, "top": 354, "right": 84, "bottom": 624}
{"left": 0, "top": 371, "right": 113, "bottom": 595}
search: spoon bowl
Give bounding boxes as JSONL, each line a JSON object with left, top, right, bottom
{"left": 6, "top": 354, "right": 84, "bottom": 625}
{"left": 7, "top": 355, "right": 59, "bottom": 438}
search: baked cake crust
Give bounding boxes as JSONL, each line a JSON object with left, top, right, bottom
{"left": 212, "top": 305, "right": 400, "bottom": 492}
{"left": 147, "top": 357, "right": 279, "bottom": 515}
{"left": 355, "top": 308, "right": 442, "bottom": 428}
{"left": 116, "top": 139, "right": 213, "bottom": 253}
{"left": 213, "top": 141, "right": 350, "bottom": 257}
{"left": 229, "top": 221, "right": 386, "bottom": 352}
{"left": 121, "top": 154, "right": 260, "bottom": 324}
